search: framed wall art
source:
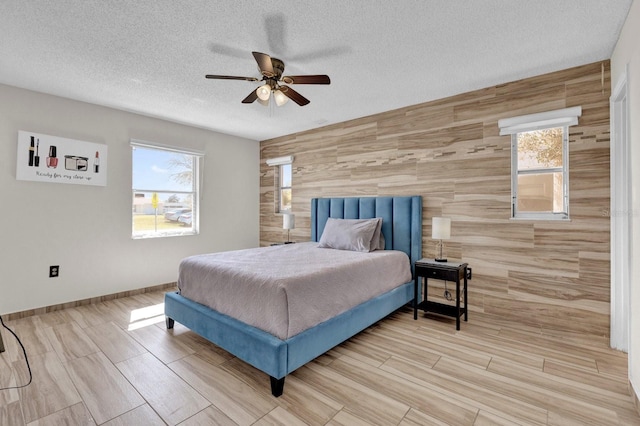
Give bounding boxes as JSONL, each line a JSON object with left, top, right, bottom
{"left": 16, "top": 131, "right": 108, "bottom": 186}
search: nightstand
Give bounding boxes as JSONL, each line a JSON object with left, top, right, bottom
{"left": 414, "top": 258, "right": 469, "bottom": 330}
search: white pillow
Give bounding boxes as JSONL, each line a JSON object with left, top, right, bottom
{"left": 318, "top": 218, "right": 383, "bottom": 252}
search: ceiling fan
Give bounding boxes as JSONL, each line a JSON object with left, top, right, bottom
{"left": 205, "top": 51, "right": 331, "bottom": 106}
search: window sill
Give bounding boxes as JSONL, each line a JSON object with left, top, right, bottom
{"left": 510, "top": 215, "right": 570, "bottom": 221}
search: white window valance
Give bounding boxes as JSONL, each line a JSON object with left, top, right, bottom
{"left": 498, "top": 106, "right": 582, "bottom": 136}
{"left": 266, "top": 155, "right": 293, "bottom": 166}
{"left": 130, "top": 139, "right": 204, "bottom": 157}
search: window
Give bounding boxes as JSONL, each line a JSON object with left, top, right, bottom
{"left": 266, "top": 155, "right": 293, "bottom": 212}
{"left": 512, "top": 127, "right": 568, "bottom": 219}
{"left": 279, "top": 163, "right": 292, "bottom": 212}
{"left": 131, "top": 141, "right": 202, "bottom": 238}
{"left": 498, "top": 106, "right": 581, "bottom": 220}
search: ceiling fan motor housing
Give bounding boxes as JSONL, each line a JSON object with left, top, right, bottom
{"left": 270, "top": 58, "right": 285, "bottom": 79}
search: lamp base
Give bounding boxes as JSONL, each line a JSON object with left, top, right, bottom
{"left": 434, "top": 258, "right": 448, "bottom": 263}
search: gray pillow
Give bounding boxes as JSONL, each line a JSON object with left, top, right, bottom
{"left": 318, "top": 218, "right": 384, "bottom": 252}
{"left": 371, "top": 218, "right": 385, "bottom": 250}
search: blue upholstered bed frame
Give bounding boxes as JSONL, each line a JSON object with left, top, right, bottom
{"left": 164, "top": 195, "right": 422, "bottom": 396}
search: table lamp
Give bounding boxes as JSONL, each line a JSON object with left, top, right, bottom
{"left": 432, "top": 217, "right": 451, "bottom": 262}
{"left": 283, "top": 213, "right": 295, "bottom": 244}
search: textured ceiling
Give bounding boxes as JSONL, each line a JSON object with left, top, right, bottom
{"left": 0, "top": 1, "right": 632, "bottom": 141}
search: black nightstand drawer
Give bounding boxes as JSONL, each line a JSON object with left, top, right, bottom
{"left": 416, "top": 265, "right": 459, "bottom": 281}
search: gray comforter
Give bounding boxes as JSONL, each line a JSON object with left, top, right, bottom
{"left": 178, "top": 242, "right": 412, "bottom": 340}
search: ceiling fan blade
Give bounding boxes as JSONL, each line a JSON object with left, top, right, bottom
{"left": 280, "top": 86, "right": 310, "bottom": 106}
{"left": 241, "top": 89, "right": 258, "bottom": 104}
{"left": 252, "top": 51, "right": 275, "bottom": 78}
{"left": 264, "top": 13, "right": 287, "bottom": 57}
{"left": 206, "top": 74, "right": 258, "bottom": 82}
{"left": 208, "top": 42, "right": 250, "bottom": 59}
{"left": 282, "top": 75, "right": 330, "bottom": 85}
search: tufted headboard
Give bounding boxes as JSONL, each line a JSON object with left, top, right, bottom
{"left": 310, "top": 196, "right": 423, "bottom": 274}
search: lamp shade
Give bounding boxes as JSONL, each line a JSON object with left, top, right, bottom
{"left": 283, "top": 213, "right": 295, "bottom": 230}
{"left": 256, "top": 84, "right": 271, "bottom": 101}
{"left": 432, "top": 217, "right": 451, "bottom": 240}
{"left": 273, "top": 89, "right": 289, "bottom": 106}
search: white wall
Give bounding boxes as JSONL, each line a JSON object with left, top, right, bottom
{"left": 611, "top": 0, "right": 640, "bottom": 404}
{"left": 0, "top": 84, "right": 259, "bottom": 314}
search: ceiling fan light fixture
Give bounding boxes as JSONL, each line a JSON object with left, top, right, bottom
{"left": 256, "top": 84, "right": 271, "bottom": 101}
{"left": 206, "top": 51, "right": 330, "bottom": 106}
{"left": 273, "top": 89, "right": 289, "bottom": 106}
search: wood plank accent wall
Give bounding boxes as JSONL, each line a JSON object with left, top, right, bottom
{"left": 260, "top": 61, "right": 611, "bottom": 339}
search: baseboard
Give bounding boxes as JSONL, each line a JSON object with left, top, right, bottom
{"left": 632, "top": 380, "right": 640, "bottom": 417}
{"left": 2, "top": 282, "right": 177, "bottom": 321}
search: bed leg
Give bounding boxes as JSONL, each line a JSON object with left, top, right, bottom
{"left": 270, "top": 376, "right": 285, "bottom": 397}
{"left": 165, "top": 317, "right": 174, "bottom": 329}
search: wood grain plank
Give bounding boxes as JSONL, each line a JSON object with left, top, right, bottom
{"left": 116, "top": 352, "right": 210, "bottom": 425}
{"left": 221, "top": 356, "right": 342, "bottom": 425}
{"left": 294, "top": 361, "right": 410, "bottom": 426}
{"left": 0, "top": 402, "right": 24, "bottom": 426}
{"left": 14, "top": 352, "right": 82, "bottom": 424}
{"left": 380, "top": 356, "right": 546, "bottom": 425}
{"left": 253, "top": 406, "right": 308, "bottom": 426}
{"left": 433, "top": 356, "right": 620, "bottom": 425}
{"left": 101, "top": 404, "right": 165, "bottom": 426}
{"left": 177, "top": 405, "right": 238, "bottom": 426}
{"left": 127, "top": 320, "right": 195, "bottom": 363}
{"left": 168, "top": 353, "right": 276, "bottom": 425}
{"left": 44, "top": 321, "right": 100, "bottom": 362}
{"left": 64, "top": 352, "right": 145, "bottom": 424}
{"left": 331, "top": 355, "right": 480, "bottom": 425}
{"left": 84, "top": 321, "right": 147, "bottom": 364}
{"left": 27, "top": 402, "right": 94, "bottom": 426}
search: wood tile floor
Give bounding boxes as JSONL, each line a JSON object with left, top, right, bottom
{"left": 1, "top": 288, "right": 639, "bottom": 425}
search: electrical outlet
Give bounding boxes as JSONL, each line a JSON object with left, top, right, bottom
{"left": 49, "top": 265, "right": 59, "bottom": 278}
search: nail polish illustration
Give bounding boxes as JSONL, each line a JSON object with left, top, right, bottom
{"left": 47, "top": 145, "right": 58, "bottom": 168}
{"left": 94, "top": 151, "right": 100, "bottom": 173}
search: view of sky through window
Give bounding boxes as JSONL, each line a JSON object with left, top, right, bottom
{"left": 132, "top": 147, "right": 193, "bottom": 198}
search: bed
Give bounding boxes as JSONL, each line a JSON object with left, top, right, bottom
{"left": 164, "top": 195, "right": 422, "bottom": 396}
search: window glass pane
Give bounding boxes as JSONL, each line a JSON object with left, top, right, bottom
{"left": 517, "top": 127, "right": 563, "bottom": 170}
{"left": 132, "top": 145, "right": 197, "bottom": 238}
{"left": 281, "top": 163, "right": 292, "bottom": 187}
{"left": 132, "top": 147, "right": 193, "bottom": 192}
{"left": 280, "top": 188, "right": 292, "bottom": 211}
{"left": 132, "top": 191, "right": 194, "bottom": 235}
{"left": 517, "top": 172, "right": 564, "bottom": 212}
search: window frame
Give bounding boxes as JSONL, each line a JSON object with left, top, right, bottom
{"left": 266, "top": 155, "right": 293, "bottom": 213}
{"left": 278, "top": 163, "right": 292, "bottom": 213}
{"left": 510, "top": 126, "right": 569, "bottom": 221}
{"left": 131, "top": 140, "right": 203, "bottom": 239}
{"left": 498, "top": 106, "right": 581, "bottom": 221}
